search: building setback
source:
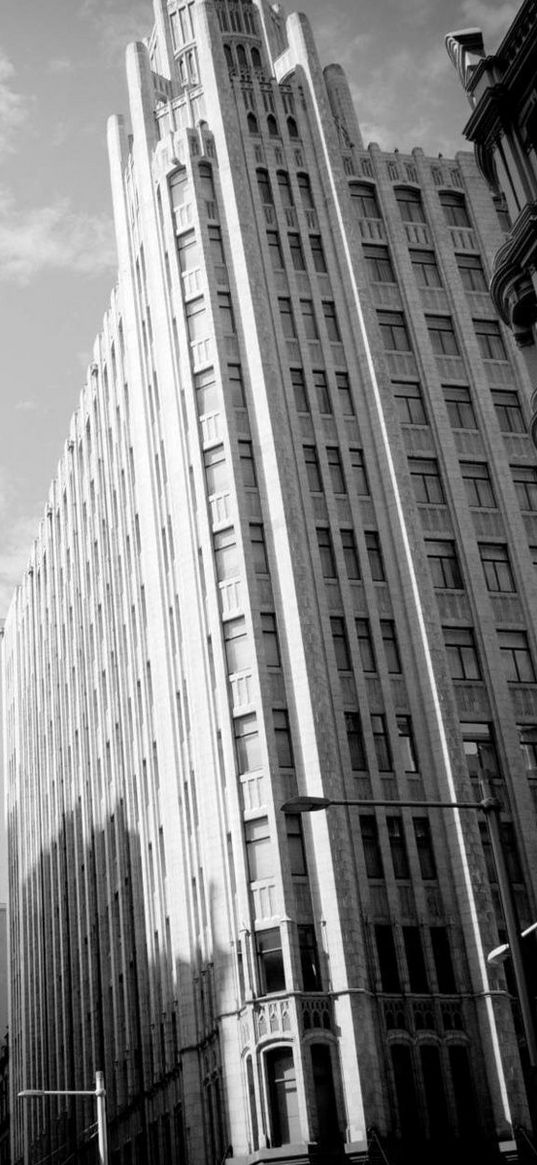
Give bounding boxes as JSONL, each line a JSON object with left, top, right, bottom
{"left": 3, "top": 1, "right": 537, "bottom": 1162}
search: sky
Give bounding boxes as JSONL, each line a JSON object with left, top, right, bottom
{"left": 0, "top": 0, "right": 521, "bottom": 617}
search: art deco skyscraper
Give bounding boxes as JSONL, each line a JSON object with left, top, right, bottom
{"left": 4, "top": 2, "right": 537, "bottom": 1163}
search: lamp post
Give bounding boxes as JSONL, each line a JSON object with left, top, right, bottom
{"left": 18, "top": 1070, "right": 108, "bottom": 1165}
{"left": 281, "top": 790, "right": 537, "bottom": 1128}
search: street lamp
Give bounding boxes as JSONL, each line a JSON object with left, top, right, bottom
{"left": 18, "top": 1070, "right": 108, "bottom": 1165}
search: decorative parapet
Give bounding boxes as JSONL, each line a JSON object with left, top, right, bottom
{"left": 489, "top": 201, "right": 537, "bottom": 345}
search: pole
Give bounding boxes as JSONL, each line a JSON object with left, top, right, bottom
{"left": 95, "top": 1071, "right": 108, "bottom": 1165}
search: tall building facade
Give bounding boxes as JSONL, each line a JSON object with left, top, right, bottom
{"left": 4, "top": 1, "right": 537, "bottom": 1162}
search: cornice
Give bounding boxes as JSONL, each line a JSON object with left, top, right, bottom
{"left": 490, "top": 201, "right": 537, "bottom": 342}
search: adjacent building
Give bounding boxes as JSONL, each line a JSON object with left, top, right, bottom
{"left": 4, "top": 1, "right": 537, "bottom": 1162}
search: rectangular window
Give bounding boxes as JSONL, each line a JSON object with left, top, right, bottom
{"left": 492, "top": 390, "right": 525, "bottom": 433}
{"left": 356, "top": 618, "right": 376, "bottom": 672}
{"left": 273, "top": 708, "right": 294, "bottom": 767}
{"left": 228, "top": 363, "right": 245, "bottom": 406}
{"left": 245, "top": 817, "right": 272, "bottom": 881}
{"left": 378, "top": 310, "right": 411, "bottom": 352}
{"left": 440, "top": 192, "right": 470, "bottom": 227}
{"left": 234, "top": 714, "right": 261, "bottom": 774}
{"left": 239, "top": 440, "right": 257, "bottom": 487}
{"left": 298, "top": 925, "right": 321, "bottom": 990}
{"left": 250, "top": 523, "right": 268, "bottom": 574}
{"left": 519, "top": 725, "right": 537, "bottom": 772}
{"left": 352, "top": 184, "right": 381, "bottom": 218}
{"left": 430, "top": 928, "right": 456, "bottom": 992}
{"left": 300, "top": 299, "right": 319, "bottom": 340}
{"left": 209, "top": 224, "right": 225, "bottom": 264}
{"left": 394, "top": 381, "right": 427, "bottom": 425}
{"left": 426, "top": 315, "right": 459, "bottom": 356}
{"left": 336, "top": 371, "right": 354, "bottom": 415}
{"left": 323, "top": 301, "right": 341, "bottom": 342}
{"left": 317, "top": 527, "right": 336, "bottom": 578}
{"left": 396, "top": 188, "right": 425, "bottom": 223}
{"left": 331, "top": 616, "right": 351, "bottom": 671}
{"left": 312, "top": 369, "right": 332, "bottom": 414}
{"left": 218, "top": 291, "right": 235, "bottom": 333}
{"left": 410, "top": 249, "right": 442, "bottom": 288}
{"left": 364, "top": 244, "right": 395, "bottom": 283}
{"left": 371, "top": 713, "right": 392, "bottom": 771}
{"left": 349, "top": 447, "right": 369, "bottom": 495}
{"left": 387, "top": 816, "right": 410, "bottom": 879}
{"left": 310, "top": 235, "right": 327, "bottom": 273}
{"left": 413, "top": 817, "right": 437, "bottom": 879}
{"left": 214, "top": 527, "right": 239, "bottom": 581}
{"left": 286, "top": 816, "right": 307, "bottom": 876}
{"left": 345, "top": 711, "right": 367, "bottom": 770}
{"left": 381, "top": 619, "right": 402, "bottom": 673}
{"left": 256, "top": 928, "right": 285, "bottom": 993}
{"left": 443, "top": 626, "right": 481, "bottom": 680}
{"left": 262, "top": 613, "right": 281, "bottom": 667}
{"left": 498, "top": 630, "right": 536, "bottom": 683}
{"left": 479, "top": 543, "right": 515, "bottom": 593}
{"left": 361, "top": 817, "right": 384, "bottom": 879}
{"left": 365, "top": 531, "right": 385, "bottom": 581}
{"left": 288, "top": 233, "right": 306, "bottom": 271}
{"left": 456, "top": 253, "right": 487, "bottom": 291}
{"left": 327, "top": 446, "right": 346, "bottom": 493}
{"left": 403, "top": 926, "right": 429, "bottom": 991}
{"left": 267, "top": 230, "right": 284, "bottom": 270}
{"left": 443, "top": 385, "right": 477, "bottom": 429}
{"left": 475, "top": 319, "right": 506, "bottom": 360}
{"left": 278, "top": 297, "right": 296, "bottom": 339}
{"left": 462, "top": 722, "right": 500, "bottom": 783}
{"left": 224, "top": 618, "right": 250, "bottom": 673}
{"left": 291, "top": 367, "right": 309, "bottom": 413}
{"left": 341, "top": 529, "right": 360, "bottom": 579}
{"left": 461, "top": 462, "right": 496, "bottom": 508}
{"left": 409, "top": 457, "right": 445, "bottom": 505}
{"left": 512, "top": 465, "right": 537, "bottom": 511}
{"left": 304, "top": 445, "right": 322, "bottom": 491}
{"left": 375, "top": 925, "right": 401, "bottom": 991}
{"left": 397, "top": 715, "right": 418, "bottom": 772}
{"left": 426, "top": 539, "right": 463, "bottom": 589}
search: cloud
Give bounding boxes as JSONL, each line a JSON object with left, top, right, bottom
{"left": 14, "top": 400, "right": 39, "bottom": 414}
{"left": 47, "top": 58, "right": 74, "bottom": 75}
{"left": 348, "top": 44, "right": 458, "bottom": 155}
{"left": 79, "top": 0, "right": 149, "bottom": 62}
{"left": 0, "top": 188, "right": 116, "bottom": 284}
{"left": 0, "top": 51, "right": 28, "bottom": 153}
{"left": 0, "top": 473, "right": 40, "bottom": 618}
{"left": 458, "top": 0, "right": 519, "bottom": 41}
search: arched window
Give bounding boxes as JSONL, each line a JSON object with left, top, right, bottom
{"left": 187, "top": 50, "right": 198, "bottom": 83}
{"left": 395, "top": 187, "right": 426, "bottom": 224}
{"left": 349, "top": 182, "right": 380, "bottom": 218}
{"left": 439, "top": 191, "right": 471, "bottom": 228}
{"left": 287, "top": 116, "right": 299, "bottom": 139}
{"left": 237, "top": 44, "right": 248, "bottom": 71}
{"left": 277, "top": 171, "right": 294, "bottom": 207}
{"left": 224, "top": 44, "right": 234, "bottom": 71}
{"left": 251, "top": 46, "right": 262, "bottom": 70}
{"left": 265, "top": 1048, "right": 301, "bottom": 1147}
{"left": 297, "top": 173, "right": 314, "bottom": 210}
{"left": 267, "top": 114, "right": 279, "bottom": 137}
{"left": 257, "top": 169, "right": 273, "bottom": 205}
{"left": 311, "top": 1046, "right": 341, "bottom": 1146}
{"left": 247, "top": 112, "right": 259, "bottom": 135}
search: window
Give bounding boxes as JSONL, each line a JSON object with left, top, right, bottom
{"left": 278, "top": 297, "right": 296, "bottom": 339}
{"left": 327, "top": 447, "right": 346, "bottom": 493}
{"left": 439, "top": 191, "right": 471, "bottom": 227}
{"left": 365, "top": 531, "right": 385, "bottom": 580}
{"left": 257, "top": 929, "right": 285, "bottom": 993}
{"left": 250, "top": 523, "right": 269, "bottom": 574}
{"left": 336, "top": 372, "right": 354, "bottom": 415}
{"left": 443, "top": 384, "right": 477, "bottom": 429}
{"left": 426, "top": 539, "right": 463, "bottom": 589}
{"left": 316, "top": 527, "right": 336, "bottom": 578}
{"left": 492, "top": 390, "right": 525, "bottom": 433}
{"left": 493, "top": 194, "right": 511, "bottom": 232}
{"left": 409, "top": 457, "right": 444, "bottom": 505}
{"left": 286, "top": 816, "right": 307, "bottom": 876}
{"left": 519, "top": 725, "right": 537, "bottom": 771}
{"left": 397, "top": 715, "right": 418, "bottom": 772}
{"left": 245, "top": 817, "right": 272, "bottom": 881}
{"left": 312, "top": 369, "right": 331, "bottom": 414}
{"left": 218, "top": 291, "right": 235, "bottom": 332}
{"left": 360, "top": 817, "right": 384, "bottom": 878}
{"left": 310, "top": 235, "right": 327, "bottom": 273}
{"left": 498, "top": 630, "right": 536, "bottom": 683}
{"left": 277, "top": 170, "right": 294, "bottom": 207}
{"left": 300, "top": 299, "right": 318, "bottom": 340}
{"left": 403, "top": 927, "right": 428, "bottom": 991}
{"left": 512, "top": 465, "right": 537, "bottom": 511}
{"left": 501, "top": 822, "right": 524, "bottom": 883}
{"left": 377, "top": 310, "right": 411, "bottom": 352}
{"left": 443, "top": 627, "right": 481, "bottom": 680}
{"left": 298, "top": 925, "right": 321, "bottom": 990}
{"left": 426, "top": 315, "right": 459, "bottom": 356}
{"left": 239, "top": 440, "right": 257, "bottom": 487}
{"left": 457, "top": 253, "right": 487, "bottom": 291}
{"left": 462, "top": 722, "right": 499, "bottom": 783}
{"left": 394, "top": 382, "right": 427, "bottom": 425}
{"left": 304, "top": 445, "right": 322, "bottom": 491}
{"left": 257, "top": 169, "right": 273, "bottom": 204}
{"left": 288, "top": 233, "right": 306, "bottom": 271}
{"left": 267, "top": 114, "right": 279, "bottom": 137}
{"left": 381, "top": 620, "right": 402, "bottom": 673}
{"left": 297, "top": 172, "right": 314, "bottom": 209}
{"left": 475, "top": 319, "right": 506, "bottom": 360}
{"left": 349, "top": 447, "right": 369, "bottom": 495}
{"left": 364, "top": 244, "right": 395, "bottom": 283}
{"left": 323, "top": 301, "right": 341, "bottom": 342}
{"left": 479, "top": 543, "right": 515, "bottom": 593}
{"left": 224, "top": 618, "right": 250, "bottom": 673}
{"left": 375, "top": 925, "right": 400, "bottom": 990}
{"left": 266, "top": 1048, "right": 300, "bottom": 1145}
{"left": 267, "top": 230, "right": 284, "bottom": 270}
{"left": 214, "top": 527, "right": 239, "bottom": 581}
{"left": 387, "top": 816, "right": 410, "bottom": 879}
{"left": 345, "top": 712, "right": 366, "bottom": 770}
{"left": 396, "top": 187, "right": 426, "bottom": 223}
{"left": 410, "top": 249, "right": 441, "bottom": 287}
{"left": 413, "top": 817, "right": 437, "bottom": 879}
{"left": 350, "top": 182, "right": 380, "bottom": 218}
{"left": 356, "top": 618, "right": 376, "bottom": 672}
{"left": 331, "top": 616, "right": 351, "bottom": 670}
{"left": 273, "top": 708, "right": 294, "bottom": 766}
{"left": 461, "top": 462, "right": 495, "bottom": 508}
{"left": 371, "top": 713, "right": 392, "bottom": 770}
{"left": 235, "top": 714, "right": 261, "bottom": 773}
{"left": 291, "top": 367, "right": 309, "bottom": 412}
{"left": 209, "top": 225, "right": 225, "bottom": 264}
{"left": 228, "top": 363, "right": 245, "bottom": 406}
{"left": 205, "top": 446, "right": 228, "bottom": 494}
{"left": 341, "top": 529, "right": 360, "bottom": 579}
{"left": 262, "top": 613, "right": 281, "bottom": 667}
{"left": 430, "top": 928, "right": 456, "bottom": 992}
{"left": 287, "top": 116, "right": 299, "bottom": 139}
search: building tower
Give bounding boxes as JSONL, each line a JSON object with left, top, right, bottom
{"left": 4, "top": 1, "right": 537, "bottom": 1162}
